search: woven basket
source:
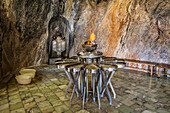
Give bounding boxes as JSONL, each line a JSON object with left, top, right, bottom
{"left": 15, "top": 75, "right": 32, "bottom": 84}
{"left": 19, "top": 69, "right": 36, "bottom": 78}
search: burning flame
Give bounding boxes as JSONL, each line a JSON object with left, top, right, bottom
{"left": 86, "top": 32, "right": 96, "bottom": 45}
{"left": 90, "top": 32, "right": 95, "bottom": 42}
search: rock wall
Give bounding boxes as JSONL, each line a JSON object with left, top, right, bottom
{"left": 0, "top": 0, "right": 54, "bottom": 79}
{"left": 0, "top": 0, "right": 169, "bottom": 80}
{"left": 68, "top": 0, "right": 170, "bottom": 63}
{"left": 0, "top": 0, "right": 75, "bottom": 80}
{"left": 114, "top": 0, "right": 170, "bottom": 63}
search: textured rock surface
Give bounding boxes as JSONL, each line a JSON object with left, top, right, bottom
{"left": 0, "top": 0, "right": 53, "bottom": 79}
{"left": 68, "top": 0, "right": 170, "bottom": 63}
{"left": 0, "top": 0, "right": 170, "bottom": 80}
{"left": 114, "top": 0, "right": 170, "bottom": 63}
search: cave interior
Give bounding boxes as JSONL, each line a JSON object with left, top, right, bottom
{"left": 0, "top": 0, "right": 170, "bottom": 113}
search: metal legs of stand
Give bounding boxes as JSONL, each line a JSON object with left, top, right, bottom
{"left": 82, "top": 68, "right": 116, "bottom": 109}
{"left": 100, "top": 70, "right": 116, "bottom": 102}
{"left": 64, "top": 63, "right": 117, "bottom": 109}
{"left": 100, "top": 70, "right": 116, "bottom": 99}
{"left": 83, "top": 68, "right": 101, "bottom": 109}
{"left": 65, "top": 64, "right": 84, "bottom": 105}
{"left": 64, "top": 69, "right": 79, "bottom": 98}
{"left": 70, "top": 71, "right": 81, "bottom": 105}
{"left": 82, "top": 86, "right": 86, "bottom": 109}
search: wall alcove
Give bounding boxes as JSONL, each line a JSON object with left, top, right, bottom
{"left": 48, "top": 16, "right": 70, "bottom": 64}
{"left": 0, "top": 0, "right": 169, "bottom": 113}
{"left": 0, "top": 0, "right": 169, "bottom": 81}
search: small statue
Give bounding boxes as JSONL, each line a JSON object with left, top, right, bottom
{"left": 50, "top": 33, "right": 66, "bottom": 58}
{"left": 56, "top": 35, "right": 66, "bottom": 57}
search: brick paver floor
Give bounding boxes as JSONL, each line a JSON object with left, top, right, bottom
{"left": 0, "top": 65, "right": 169, "bottom": 113}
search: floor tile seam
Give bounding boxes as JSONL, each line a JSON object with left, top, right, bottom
{"left": 26, "top": 86, "right": 45, "bottom": 112}
{"left": 32, "top": 79, "right": 46, "bottom": 92}
{"left": 38, "top": 82, "right": 57, "bottom": 97}
{"left": 47, "top": 77, "right": 76, "bottom": 111}
{"left": 18, "top": 86, "right": 28, "bottom": 113}
{"left": 9, "top": 84, "right": 26, "bottom": 113}
{"left": 39, "top": 105, "right": 55, "bottom": 112}
{"left": 42, "top": 77, "right": 67, "bottom": 96}
{"left": 23, "top": 81, "right": 43, "bottom": 112}
{"left": 7, "top": 83, "right": 23, "bottom": 110}
{"left": 0, "top": 86, "right": 9, "bottom": 107}
{"left": 29, "top": 81, "right": 57, "bottom": 112}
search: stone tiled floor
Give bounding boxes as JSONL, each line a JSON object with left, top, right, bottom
{"left": 0, "top": 65, "right": 169, "bottom": 113}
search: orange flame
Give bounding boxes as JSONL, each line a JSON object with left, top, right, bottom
{"left": 90, "top": 32, "right": 95, "bottom": 42}
{"left": 86, "top": 32, "right": 96, "bottom": 45}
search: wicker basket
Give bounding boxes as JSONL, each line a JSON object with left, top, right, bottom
{"left": 19, "top": 69, "right": 36, "bottom": 78}
{"left": 15, "top": 74, "right": 32, "bottom": 84}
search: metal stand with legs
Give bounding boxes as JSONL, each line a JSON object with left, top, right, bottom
{"left": 99, "top": 64, "right": 117, "bottom": 104}
{"left": 65, "top": 64, "right": 84, "bottom": 105}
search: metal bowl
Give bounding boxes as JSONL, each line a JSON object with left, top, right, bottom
{"left": 82, "top": 41, "right": 97, "bottom": 52}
